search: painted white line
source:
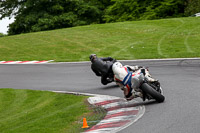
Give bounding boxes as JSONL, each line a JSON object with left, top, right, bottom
{"left": 101, "top": 102, "right": 122, "bottom": 109}
{"left": 107, "top": 107, "right": 139, "bottom": 115}
{"left": 97, "top": 115, "right": 136, "bottom": 125}
{"left": 86, "top": 128, "right": 118, "bottom": 133}
{"left": 89, "top": 97, "right": 121, "bottom": 104}
{"left": 16, "top": 61, "right": 39, "bottom": 64}
{"left": 53, "top": 90, "right": 99, "bottom": 97}
{"left": 0, "top": 60, "right": 54, "bottom": 64}
{"left": 4, "top": 61, "right": 22, "bottom": 64}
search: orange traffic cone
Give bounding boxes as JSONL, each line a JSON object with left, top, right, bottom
{"left": 82, "top": 118, "right": 89, "bottom": 128}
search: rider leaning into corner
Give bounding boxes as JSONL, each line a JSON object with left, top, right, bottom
{"left": 89, "top": 54, "right": 116, "bottom": 85}
{"left": 112, "top": 62, "right": 159, "bottom": 101}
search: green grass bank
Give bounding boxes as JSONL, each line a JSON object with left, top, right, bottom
{"left": 0, "top": 89, "right": 93, "bottom": 133}
{"left": 0, "top": 17, "right": 200, "bottom": 61}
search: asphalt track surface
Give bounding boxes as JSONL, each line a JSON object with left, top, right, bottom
{"left": 0, "top": 58, "right": 200, "bottom": 133}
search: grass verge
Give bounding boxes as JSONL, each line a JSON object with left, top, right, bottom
{"left": 0, "top": 88, "right": 103, "bottom": 133}
{"left": 0, "top": 17, "right": 199, "bottom": 61}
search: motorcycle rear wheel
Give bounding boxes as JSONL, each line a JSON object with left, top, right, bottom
{"left": 140, "top": 83, "right": 165, "bottom": 103}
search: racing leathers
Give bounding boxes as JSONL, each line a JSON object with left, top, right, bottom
{"left": 91, "top": 57, "right": 116, "bottom": 85}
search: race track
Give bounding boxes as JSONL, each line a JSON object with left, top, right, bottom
{"left": 0, "top": 59, "right": 200, "bottom": 133}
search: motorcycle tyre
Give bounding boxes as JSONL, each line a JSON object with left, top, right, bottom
{"left": 140, "top": 83, "right": 165, "bottom": 103}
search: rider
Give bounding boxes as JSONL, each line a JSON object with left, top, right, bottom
{"left": 89, "top": 54, "right": 116, "bottom": 85}
{"left": 112, "top": 62, "right": 157, "bottom": 101}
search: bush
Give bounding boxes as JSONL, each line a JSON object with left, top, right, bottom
{"left": 184, "top": 0, "right": 200, "bottom": 16}
{"left": 7, "top": 0, "right": 105, "bottom": 35}
{"left": 104, "top": 0, "right": 185, "bottom": 22}
{"left": 0, "top": 33, "right": 5, "bottom": 37}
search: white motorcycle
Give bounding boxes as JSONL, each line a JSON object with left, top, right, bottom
{"left": 131, "top": 68, "right": 165, "bottom": 103}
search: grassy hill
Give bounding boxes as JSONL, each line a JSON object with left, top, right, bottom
{"left": 0, "top": 17, "right": 200, "bottom": 62}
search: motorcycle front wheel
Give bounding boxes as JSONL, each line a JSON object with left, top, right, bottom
{"left": 140, "top": 83, "right": 165, "bottom": 103}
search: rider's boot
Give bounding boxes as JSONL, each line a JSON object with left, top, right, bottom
{"left": 136, "top": 91, "right": 148, "bottom": 101}
{"left": 132, "top": 92, "right": 143, "bottom": 98}
{"left": 144, "top": 69, "right": 158, "bottom": 82}
{"left": 126, "top": 91, "right": 143, "bottom": 101}
{"left": 133, "top": 91, "right": 147, "bottom": 101}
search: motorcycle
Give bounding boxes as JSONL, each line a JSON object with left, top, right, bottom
{"left": 130, "top": 68, "right": 165, "bottom": 103}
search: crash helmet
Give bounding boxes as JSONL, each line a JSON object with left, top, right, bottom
{"left": 112, "top": 62, "right": 127, "bottom": 81}
{"left": 89, "top": 54, "right": 97, "bottom": 62}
